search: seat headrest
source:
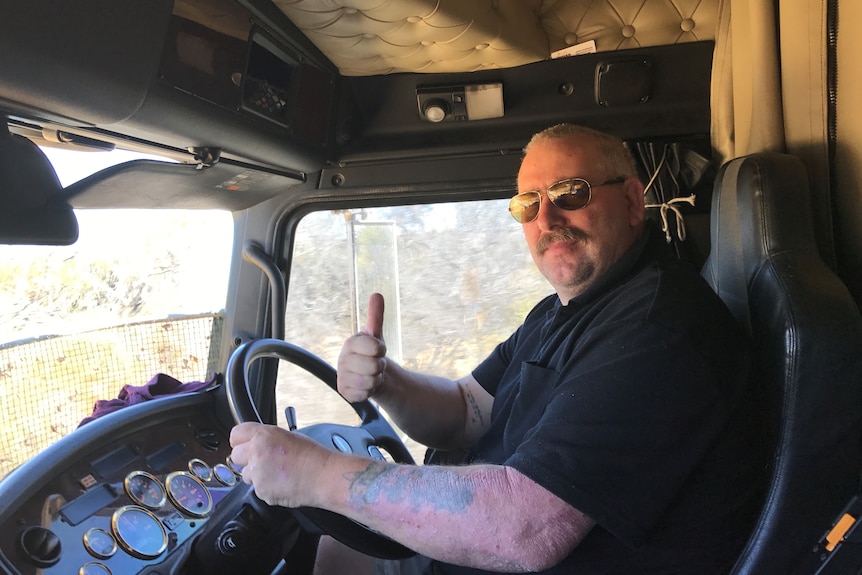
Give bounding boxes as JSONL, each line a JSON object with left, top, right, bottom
{"left": 702, "top": 153, "right": 818, "bottom": 329}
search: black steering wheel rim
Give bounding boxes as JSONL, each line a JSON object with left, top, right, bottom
{"left": 225, "top": 338, "right": 416, "bottom": 559}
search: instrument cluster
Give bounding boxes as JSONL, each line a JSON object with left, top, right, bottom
{"left": 1, "top": 409, "right": 243, "bottom": 575}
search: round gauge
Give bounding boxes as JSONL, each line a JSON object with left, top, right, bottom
{"left": 124, "top": 471, "right": 166, "bottom": 509}
{"left": 226, "top": 456, "right": 243, "bottom": 476}
{"left": 111, "top": 506, "right": 168, "bottom": 560}
{"left": 83, "top": 528, "right": 116, "bottom": 559}
{"left": 188, "top": 458, "right": 213, "bottom": 482}
{"left": 213, "top": 463, "right": 237, "bottom": 486}
{"left": 80, "top": 562, "right": 112, "bottom": 575}
{"left": 165, "top": 471, "right": 213, "bottom": 517}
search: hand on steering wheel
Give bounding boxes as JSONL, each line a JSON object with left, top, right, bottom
{"left": 225, "top": 338, "right": 416, "bottom": 559}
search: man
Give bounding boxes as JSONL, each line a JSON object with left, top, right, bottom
{"left": 230, "top": 124, "right": 765, "bottom": 574}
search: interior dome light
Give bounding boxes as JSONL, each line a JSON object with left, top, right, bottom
{"left": 423, "top": 99, "right": 449, "bottom": 122}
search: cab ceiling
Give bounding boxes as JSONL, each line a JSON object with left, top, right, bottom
{"left": 267, "top": 0, "right": 718, "bottom": 76}
{"left": 0, "top": 0, "right": 718, "bottom": 174}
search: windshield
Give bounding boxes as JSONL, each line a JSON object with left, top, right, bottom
{"left": 280, "top": 201, "right": 553, "bottom": 461}
{"left": 0, "top": 148, "right": 233, "bottom": 478}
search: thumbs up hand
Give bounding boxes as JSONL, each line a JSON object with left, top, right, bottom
{"left": 337, "top": 293, "right": 388, "bottom": 403}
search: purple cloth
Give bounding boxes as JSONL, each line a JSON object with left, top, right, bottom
{"left": 78, "top": 372, "right": 220, "bottom": 427}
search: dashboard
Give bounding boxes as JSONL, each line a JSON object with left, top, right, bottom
{"left": 0, "top": 389, "right": 303, "bottom": 575}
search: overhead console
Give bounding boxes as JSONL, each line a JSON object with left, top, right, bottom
{"left": 334, "top": 41, "right": 715, "bottom": 165}
{"left": 0, "top": 0, "right": 339, "bottom": 173}
{"left": 159, "top": 1, "right": 336, "bottom": 151}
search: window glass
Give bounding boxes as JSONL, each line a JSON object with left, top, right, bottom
{"left": 0, "top": 148, "right": 233, "bottom": 478}
{"left": 281, "top": 201, "right": 551, "bottom": 461}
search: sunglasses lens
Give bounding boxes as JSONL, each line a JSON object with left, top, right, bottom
{"left": 509, "top": 179, "right": 591, "bottom": 223}
{"left": 548, "top": 180, "right": 590, "bottom": 211}
{"left": 509, "top": 192, "right": 541, "bottom": 223}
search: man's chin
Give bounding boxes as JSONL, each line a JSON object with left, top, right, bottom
{"left": 539, "top": 256, "right": 595, "bottom": 295}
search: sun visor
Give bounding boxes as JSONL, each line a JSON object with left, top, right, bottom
{"left": 0, "top": 126, "right": 78, "bottom": 245}
{"left": 64, "top": 159, "right": 303, "bottom": 211}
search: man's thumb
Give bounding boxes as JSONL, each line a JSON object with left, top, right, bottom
{"left": 364, "top": 293, "right": 385, "bottom": 339}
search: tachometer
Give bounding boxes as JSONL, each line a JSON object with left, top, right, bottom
{"left": 111, "top": 505, "right": 168, "bottom": 559}
{"left": 124, "top": 471, "right": 166, "bottom": 509}
{"left": 165, "top": 471, "right": 213, "bottom": 517}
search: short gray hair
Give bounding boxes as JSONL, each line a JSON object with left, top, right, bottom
{"left": 524, "top": 124, "right": 638, "bottom": 180}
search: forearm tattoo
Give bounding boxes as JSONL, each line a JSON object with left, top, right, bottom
{"left": 346, "top": 462, "right": 474, "bottom": 514}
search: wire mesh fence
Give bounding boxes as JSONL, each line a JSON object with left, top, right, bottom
{"left": 0, "top": 314, "right": 223, "bottom": 478}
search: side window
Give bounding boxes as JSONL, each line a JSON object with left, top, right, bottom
{"left": 0, "top": 148, "right": 233, "bottom": 478}
{"left": 280, "top": 200, "right": 550, "bottom": 460}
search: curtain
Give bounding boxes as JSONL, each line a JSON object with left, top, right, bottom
{"left": 711, "top": 0, "right": 836, "bottom": 268}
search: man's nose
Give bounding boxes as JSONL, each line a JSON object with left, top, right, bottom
{"left": 533, "top": 193, "right": 568, "bottom": 229}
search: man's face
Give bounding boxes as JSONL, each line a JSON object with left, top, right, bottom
{"left": 516, "top": 136, "right": 645, "bottom": 302}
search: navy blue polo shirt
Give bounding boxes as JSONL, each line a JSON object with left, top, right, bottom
{"left": 433, "top": 225, "right": 765, "bottom": 574}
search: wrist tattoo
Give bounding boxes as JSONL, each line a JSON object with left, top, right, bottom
{"left": 345, "top": 462, "right": 474, "bottom": 514}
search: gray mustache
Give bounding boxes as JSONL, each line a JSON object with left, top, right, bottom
{"left": 536, "top": 228, "right": 587, "bottom": 254}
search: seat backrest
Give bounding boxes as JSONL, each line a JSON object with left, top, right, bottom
{"left": 701, "top": 153, "right": 862, "bottom": 575}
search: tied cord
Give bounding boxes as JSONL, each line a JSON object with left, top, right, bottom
{"left": 646, "top": 195, "right": 696, "bottom": 243}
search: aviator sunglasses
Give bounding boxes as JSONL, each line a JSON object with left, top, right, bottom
{"left": 508, "top": 176, "right": 627, "bottom": 223}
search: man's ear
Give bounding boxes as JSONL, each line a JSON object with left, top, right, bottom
{"left": 623, "top": 177, "right": 646, "bottom": 227}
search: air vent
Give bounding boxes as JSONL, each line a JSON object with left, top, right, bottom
{"left": 195, "top": 428, "right": 222, "bottom": 451}
{"left": 19, "top": 526, "right": 62, "bottom": 567}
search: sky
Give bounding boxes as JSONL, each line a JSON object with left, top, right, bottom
{"left": 40, "top": 147, "right": 169, "bottom": 186}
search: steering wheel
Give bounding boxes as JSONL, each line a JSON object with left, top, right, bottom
{"left": 225, "top": 338, "right": 416, "bottom": 559}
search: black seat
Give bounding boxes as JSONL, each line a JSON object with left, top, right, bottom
{"left": 701, "top": 153, "right": 862, "bottom": 574}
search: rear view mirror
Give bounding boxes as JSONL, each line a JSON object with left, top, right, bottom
{"left": 0, "top": 121, "right": 78, "bottom": 245}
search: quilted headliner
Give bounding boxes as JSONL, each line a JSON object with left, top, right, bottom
{"left": 272, "top": 0, "right": 719, "bottom": 76}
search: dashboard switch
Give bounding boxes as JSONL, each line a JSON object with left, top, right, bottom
{"left": 216, "top": 524, "right": 247, "bottom": 556}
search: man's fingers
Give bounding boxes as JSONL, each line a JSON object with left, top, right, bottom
{"left": 341, "top": 347, "right": 386, "bottom": 375}
{"left": 364, "top": 293, "right": 385, "bottom": 339}
{"left": 230, "top": 421, "right": 260, "bottom": 447}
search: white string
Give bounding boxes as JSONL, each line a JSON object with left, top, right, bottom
{"left": 645, "top": 194, "right": 697, "bottom": 243}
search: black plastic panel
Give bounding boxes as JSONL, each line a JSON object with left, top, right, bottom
{"left": 0, "top": 0, "right": 173, "bottom": 124}
{"left": 160, "top": 15, "right": 249, "bottom": 112}
{"left": 335, "top": 42, "right": 714, "bottom": 163}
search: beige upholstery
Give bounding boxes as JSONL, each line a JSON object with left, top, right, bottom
{"left": 273, "top": 0, "right": 719, "bottom": 76}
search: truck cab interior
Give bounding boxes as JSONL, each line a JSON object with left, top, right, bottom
{"left": 2, "top": 1, "right": 862, "bottom": 574}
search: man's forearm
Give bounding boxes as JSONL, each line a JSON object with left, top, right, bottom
{"left": 312, "top": 455, "right": 590, "bottom": 572}
{"left": 372, "top": 361, "right": 471, "bottom": 449}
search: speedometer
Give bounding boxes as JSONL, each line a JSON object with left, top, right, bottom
{"left": 111, "top": 506, "right": 168, "bottom": 559}
{"left": 165, "top": 472, "right": 212, "bottom": 517}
